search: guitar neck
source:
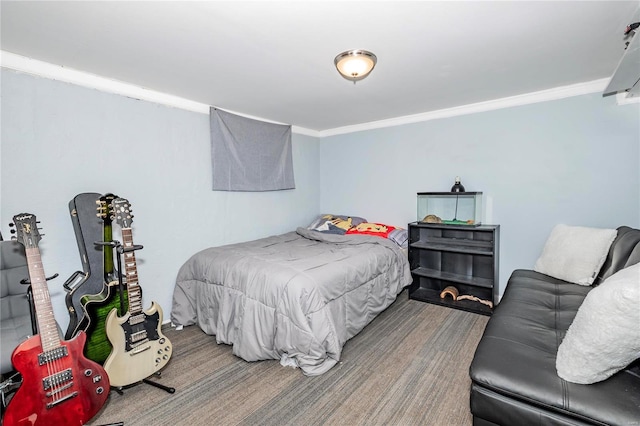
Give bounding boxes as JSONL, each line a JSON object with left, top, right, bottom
{"left": 121, "top": 228, "right": 143, "bottom": 315}
{"left": 25, "top": 247, "right": 61, "bottom": 351}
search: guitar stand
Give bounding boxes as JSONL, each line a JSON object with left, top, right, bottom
{"left": 110, "top": 372, "right": 175, "bottom": 396}
{"left": 95, "top": 240, "right": 126, "bottom": 314}
{"left": 143, "top": 372, "right": 175, "bottom": 394}
{"left": 108, "top": 241, "right": 176, "bottom": 396}
{"left": 0, "top": 372, "right": 21, "bottom": 411}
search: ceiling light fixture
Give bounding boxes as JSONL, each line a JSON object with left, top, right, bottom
{"left": 334, "top": 49, "right": 377, "bottom": 83}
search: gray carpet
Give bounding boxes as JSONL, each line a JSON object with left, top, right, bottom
{"left": 88, "top": 291, "right": 488, "bottom": 426}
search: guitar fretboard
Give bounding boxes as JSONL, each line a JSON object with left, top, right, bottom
{"left": 121, "top": 228, "right": 143, "bottom": 315}
{"left": 26, "top": 247, "right": 61, "bottom": 351}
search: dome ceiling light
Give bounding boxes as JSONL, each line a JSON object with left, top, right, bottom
{"left": 334, "top": 49, "right": 377, "bottom": 83}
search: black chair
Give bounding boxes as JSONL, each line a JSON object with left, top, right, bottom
{"left": 0, "top": 240, "right": 35, "bottom": 409}
{"left": 0, "top": 240, "right": 34, "bottom": 377}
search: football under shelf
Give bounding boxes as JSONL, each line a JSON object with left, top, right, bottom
{"left": 409, "top": 287, "right": 493, "bottom": 315}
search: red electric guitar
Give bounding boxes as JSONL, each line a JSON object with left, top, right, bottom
{"left": 3, "top": 213, "right": 109, "bottom": 426}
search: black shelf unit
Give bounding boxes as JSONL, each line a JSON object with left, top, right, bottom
{"left": 408, "top": 222, "right": 500, "bottom": 315}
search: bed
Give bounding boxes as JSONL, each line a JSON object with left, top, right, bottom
{"left": 171, "top": 221, "right": 412, "bottom": 376}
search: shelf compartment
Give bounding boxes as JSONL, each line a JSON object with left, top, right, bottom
{"left": 411, "top": 267, "right": 493, "bottom": 288}
{"left": 410, "top": 239, "right": 493, "bottom": 255}
{"left": 408, "top": 287, "right": 492, "bottom": 316}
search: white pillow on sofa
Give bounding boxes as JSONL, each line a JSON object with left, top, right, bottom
{"left": 534, "top": 224, "right": 617, "bottom": 285}
{"left": 556, "top": 262, "right": 640, "bottom": 384}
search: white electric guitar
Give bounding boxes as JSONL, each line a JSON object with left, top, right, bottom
{"left": 103, "top": 197, "right": 172, "bottom": 387}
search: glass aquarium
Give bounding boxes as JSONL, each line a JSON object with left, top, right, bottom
{"left": 417, "top": 192, "right": 483, "bottom": 225}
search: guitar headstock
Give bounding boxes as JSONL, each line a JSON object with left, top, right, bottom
{"left": 11, "top": 213, "right": 42, "bottom": 249}
{"left": 111, "top": 197, "right": 133, "bottom": 228}
{"left": 96, "top": 193, "right": 118, "bottom": 222}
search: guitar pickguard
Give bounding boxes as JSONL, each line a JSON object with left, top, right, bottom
{"left": 121, "top": 311, "right": 161, "bottom": 352}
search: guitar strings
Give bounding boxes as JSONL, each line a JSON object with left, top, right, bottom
{"left": 30, "top": 247, "right": 68, "bottom": 406}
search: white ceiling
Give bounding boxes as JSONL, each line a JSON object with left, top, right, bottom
{"left": 2, "top": 1, "right": 639, "bottom": 132}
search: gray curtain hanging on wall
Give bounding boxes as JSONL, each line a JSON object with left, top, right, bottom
{"left": 210, "top": 108, "right": 295, "bottom": 191}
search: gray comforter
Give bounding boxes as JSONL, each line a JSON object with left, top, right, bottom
{"left": 171, "top": 227, "right": 411, "bottom": 375}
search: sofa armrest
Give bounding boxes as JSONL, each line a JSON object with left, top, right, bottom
{"left": 595, "top": 226, "right": 640, "bottom": 284}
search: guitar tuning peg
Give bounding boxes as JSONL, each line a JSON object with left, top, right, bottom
{"left": 11, "top": 236, "right": 16, "bottom": 241}
{"left": 10, "top": 229, "right": 16, "bottom": 234}
{"left": 9, "top": 223, "right": 14, "bottom": 227}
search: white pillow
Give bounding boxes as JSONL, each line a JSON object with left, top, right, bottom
{"left": 534, "top": 224, "right": 617, "bottom": 285}
{"left": 556, "top": 262, "right": 640, "bottom": 384}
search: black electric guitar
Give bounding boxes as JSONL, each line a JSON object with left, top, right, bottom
{"left": 77, "top": 193, "right": 130, "bottom": 364}
{"left": 3, "top": 213, "right": 109, "bottom": 426}
{"left": 103, "top": 198, "right": 172, "bottom": 387}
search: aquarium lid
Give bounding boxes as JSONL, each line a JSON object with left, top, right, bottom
{"left": 417, "top": 191, "right": 482, "bottom": 195}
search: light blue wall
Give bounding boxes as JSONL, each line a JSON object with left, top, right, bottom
{"left": 319, "top": 94, "right": 640, "bottom": 297}
{"left": 1, "top": 69, "right": 320, "bottom": 329}
{"left": 2, "top": 68, "right": 638, "bottom": 327}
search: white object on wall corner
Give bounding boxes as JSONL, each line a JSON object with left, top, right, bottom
{"left": 604, "top": 16, "right": 640, "bottom": 102}
{"left": 616, "top": 91, "right": 640, "bottom": 105}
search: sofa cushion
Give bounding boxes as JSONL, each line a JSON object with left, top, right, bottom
{"left": 556, "top": 262, "right": 640, "bottom": 384}
{"left": 534, "top": 224, "right": 617, "bottom": 286}
{"left": 470, "top": 269, "right": 640, "bottom": 425}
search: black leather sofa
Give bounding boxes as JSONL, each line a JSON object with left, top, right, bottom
{"left": 469, "top": 226, "right": 640, "bottom": 426}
